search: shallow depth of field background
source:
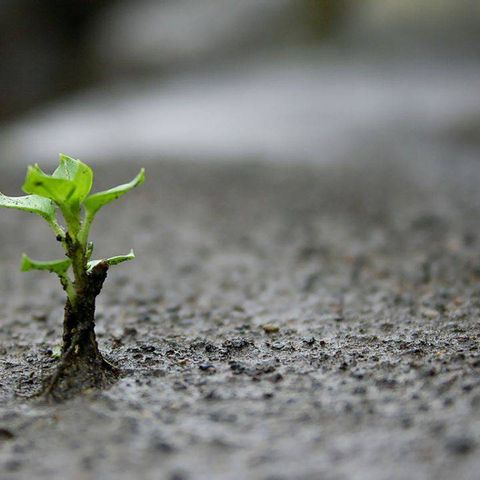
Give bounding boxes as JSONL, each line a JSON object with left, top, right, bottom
{"left": 2, "top": 4, "right": 480, "bottom": 480}
{"left": 0, "top": 0, "right": 479, "bottom": 170}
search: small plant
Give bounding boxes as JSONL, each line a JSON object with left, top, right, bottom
{"left": 0, "top": 154, "right": 145, "bottom": 398}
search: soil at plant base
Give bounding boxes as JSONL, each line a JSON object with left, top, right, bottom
{"left": 0, "top": 155, "right": 479, "bottom": 480}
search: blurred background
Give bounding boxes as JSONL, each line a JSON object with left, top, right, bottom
{"left": 0, "top": 0, "right": 479, "bottom": 168}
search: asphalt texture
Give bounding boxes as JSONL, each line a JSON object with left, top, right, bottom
{"left": 0, "top": 156, "right": 479, "bottom": 480}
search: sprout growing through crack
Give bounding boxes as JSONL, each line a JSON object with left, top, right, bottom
{"left": 0, "top": 154, "right": 145, "bottom": 399}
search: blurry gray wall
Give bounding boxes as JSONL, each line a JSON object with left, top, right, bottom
{"left": 0, "top": 0, "right": 116, "bottom": 121}
{"left": 1, "top": 0, "right": 480, "bottom": 168}
{"left": 0, "top": 0, "right": 344, "bottom": 121}
{"left": 3, "top": 0, "right": 479, "bottom": 123}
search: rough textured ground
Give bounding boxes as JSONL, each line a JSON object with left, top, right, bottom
{"left": 0, "top": 156, "right": 479, "bottom": 480}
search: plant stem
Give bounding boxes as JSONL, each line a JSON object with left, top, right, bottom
{"left": 70, "top": 241, "right": 87, "bottom": 294}
{"left": 48, "top": 218, "right": 65, "bottom": 239}
{"left": 78, "top": 210, "right": 94, "bottom": 248}
{"left": 59, "top": 273, "right": 76, "bottom": 304}
{"left": 62, "top": 205, "right": 88, "bottom": 306}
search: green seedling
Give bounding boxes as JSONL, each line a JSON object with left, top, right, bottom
{"left": 0, "top": 154, "right": 145, "bottom": 397}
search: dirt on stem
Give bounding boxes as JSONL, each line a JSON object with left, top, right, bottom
{"left": 42, "top": 262, "right": 119, "bottom": 401}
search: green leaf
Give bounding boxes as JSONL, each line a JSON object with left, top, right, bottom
{"left": 21, "top": 254, "right": 71, "bottom": 275}
{"left": 22, "top": 155, "right": 94, "bottom": 207}
{"left": 0, "top": 193, "right": 55, "bottom": 222}
{"left": 53, "top": 154, "right": 93, "bottom": 202}
{"left": 22, "top": 164, "right": 76, "bottom": 205}
{"left": 84, "top": 169, "right": 145, "bottom": 216}
{"left": 87, "top": 249, "right": 135, "bottom": 272}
